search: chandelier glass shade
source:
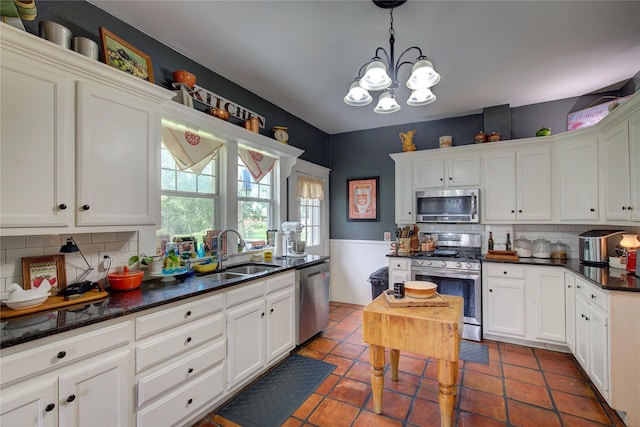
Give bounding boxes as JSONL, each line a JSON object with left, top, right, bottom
{"left": 344, "top": 1, "right": 440, "bottom": 114}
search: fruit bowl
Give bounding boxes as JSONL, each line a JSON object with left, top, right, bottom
{"left": 404, "top": 281, "right": 437, "bottom": 299}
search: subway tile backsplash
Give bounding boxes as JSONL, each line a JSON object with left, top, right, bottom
{"left": 0, "top": 232, "right": 139, "bottom": 292}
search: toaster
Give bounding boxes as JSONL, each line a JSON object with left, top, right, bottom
{"left": 578, "top": 230, "right": 625, "bottom": 266}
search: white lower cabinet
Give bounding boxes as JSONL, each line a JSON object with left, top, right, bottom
{"left": 564, "top": 273, "right": 576, "bottom": 353}
{"left": 388, "top": 257, "right": 411, "bottom": 286}
{"left": 574, "top": 276, "right": 610, "bottom": 400}
{"left": 483, "top": 264, "right": 526, "bottom": 337}
{"left": 528, "top": 267, "right": 565, "bottom": 343}
{"left": 0, "top": 321, "right": 132, "bottom": 427}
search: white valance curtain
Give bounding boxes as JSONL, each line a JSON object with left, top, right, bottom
{"left": 296, "top": 175, "right": 325, "bottom": 200}
{"left": 238, "top": 147, "right": 277, "bottom": 183}
{"left": 161, "top": 127, "right": 223, "bottom": 175}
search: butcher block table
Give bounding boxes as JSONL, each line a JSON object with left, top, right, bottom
{"left": 363, "top": 294, "right": 463, "bottom": 427}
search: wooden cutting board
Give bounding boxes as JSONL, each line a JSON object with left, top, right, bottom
{"left": 0, "top": 290, "right": 109, "bottom": 319}
{"left": 383, "top": 290, "right": 449, "bottom": 307}
{"left": 485, "top": 250, "right": 519, "bottom": 261}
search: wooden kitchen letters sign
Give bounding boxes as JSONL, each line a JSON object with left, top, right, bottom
{"left": 190, "top": 84, "right": 266, "bottom": 129}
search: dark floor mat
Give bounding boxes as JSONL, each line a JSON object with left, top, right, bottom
{"left": 216, "top": 354, "right": 336, "bottom": 427}
{"left": 460, "top": 340, "right": 489, "bottom": 365}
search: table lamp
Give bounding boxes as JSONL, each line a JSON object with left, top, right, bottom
{"left": 60, "top": 236, "right": 94, "bottom": 283}
{"left": 619, "top": 234, "right": 640, "bottom": 273}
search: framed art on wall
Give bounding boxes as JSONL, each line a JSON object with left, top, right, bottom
{"left": 99, "top": 27, "right": 154, "bottom": 83}
{"left": 347, "top": 177, "right": 379, "bottom": 221}
{"left": 21, "top": 255, "right": 67, "bottom": 291}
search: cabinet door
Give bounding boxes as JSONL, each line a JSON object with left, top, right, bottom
{"left": 395, "top": 160, "right": 414, "bottom": 223}
{"left": 413, "top": 158, "right": 445, "bottom": 189}
{"left": 565, "top": 273, "right": 576, "bottom": 354}
{"left": 629, "top": 109, "right": 640, "bottom": 221}
{"left": 557, "top": 138, "right": 599, "bottom": 221}
{"left": 266, "top": 287, "right": 295, "bottom": 365}
{"left": 448, "top": 156, "right": 480, "bottom": 188}
{"left": 575, "top": 295, "right": 589, "bottom": 370}
{"left": 517, "top": 147, "right": 551, "bottom": 221}
{"left": 0, "top": 54, "right": 74, "bottom": 228}
{"left": 485, "top": 280, "right": 525, "bottom": 337}
{"left": 0, "top": 379, "right": 57, "bottom": 427}
{"left": 58, "top": 351, "right": 129, "bottom": 427}
{"left": 531, "top": 268, "right": 565, "bottom": 343}
{"left": 75, "top": 82, "right": 160, "bottom": 227}
{"left": 602, "top": 122, "right": 632, "bottom": 221}
{"left": 226, "top": 299, "right": 265, "bottom": 390}
{"left": 589, "top": 306, "right": 609, "bottom": 398}
{"left": 483, "top": 151, "right": 517, "bottom": 222}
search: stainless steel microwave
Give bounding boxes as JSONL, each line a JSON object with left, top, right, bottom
{"left": 415, "top": 188, "right": 480, "bottom": 223}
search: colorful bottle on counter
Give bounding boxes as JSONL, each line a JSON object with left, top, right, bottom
{"left": 506, "top": 233, "right": 512, "bottom": 251}
{"left": 488, "top": 232, "right": 494, "bottom": 251}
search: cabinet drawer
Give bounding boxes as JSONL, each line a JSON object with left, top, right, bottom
{"left": 389, "top": 258, "right": 410, "bottom": 271}
{"left": 136, "top": 313, "right": 223, "bottom": 373}
{"left": 576, "top": 278, "right": 609, "bottom": 313}
{"left": 485, "top": 264, "right": 526, "bottom": 279}
{"left": 136, "top": 293, "right": 224, "bottom": 340}
{"left": 266, "top": 272, "right": 294, "bottom": 294}
{"left": 1, "top": 321, "right": 130, "bottom": 386}
{"left": 226, "top": 281, "right": 265, "bottom": 308}
{"left": 137, "top": 339, "right": 225, "bottom": 407}
{"left": 136, "top": 362, "right": 225, "bottom": 427}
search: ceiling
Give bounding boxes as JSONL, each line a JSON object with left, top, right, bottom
{"left": 88, "top": 1, "right": 640, "bottom": 135}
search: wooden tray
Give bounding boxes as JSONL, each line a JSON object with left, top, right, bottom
{"left": 383, "top": 290, "right": 449, "bottom": 307}
{"left": 485, "top": 250, "right": 519, "bottom": 261}
{"left": 1, "top": 290, "right": 109, "bottom": 319}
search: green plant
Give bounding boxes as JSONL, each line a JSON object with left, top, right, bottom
{"left": 128, "top": 254, "right": 154, "bottom": 266}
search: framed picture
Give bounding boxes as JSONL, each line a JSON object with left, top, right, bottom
{"left": 156, "top": 234, "right": 170, "bottom": 256}
{"left": 21, "top": 255, "right": 67, "bottom": 291}
{"left": 177, "top": 240, "right": 196, "bottom": 255}
{"left": 347, "top": 177, "right": 379, "bottom": 221}
{"left": 99, "top": 27, "right": 154, "bottom": 83}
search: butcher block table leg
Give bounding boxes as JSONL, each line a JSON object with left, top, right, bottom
{"left": 363, "top": 294, "right": 463, "bottom": 427}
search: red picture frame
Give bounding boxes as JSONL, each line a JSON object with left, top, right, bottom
{"left": 347, "top": 177, "right": 379, "bottom": 221}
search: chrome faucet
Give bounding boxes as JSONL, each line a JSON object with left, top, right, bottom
{"left": 214, "top": 229, "right": 245, "bottom": 270}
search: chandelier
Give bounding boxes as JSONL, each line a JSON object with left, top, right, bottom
{"left": 343, "top": 0, "right": 440, "bottom": 114}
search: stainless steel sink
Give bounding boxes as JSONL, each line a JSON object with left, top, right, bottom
{"left": 204, "top": 272, "right": 248, "bottom": 281}
{"left": 224, "top": 264, "right": 280, "bottom": 275}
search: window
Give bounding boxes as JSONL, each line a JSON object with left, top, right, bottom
{"left": 237, "top": 159, "right": 273, "bottom": 242}
{"left": 159, "top": 144, "right": 218, "bottom": 238}
{"left": 300, "top": 197, "right": 320, "bottom": 246}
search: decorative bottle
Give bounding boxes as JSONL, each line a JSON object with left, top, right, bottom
{"left": 488, "top": 232, "right": 494, "bottom": 251}
{"left": 506, "top": 233, "right": 512, "bottom": 251}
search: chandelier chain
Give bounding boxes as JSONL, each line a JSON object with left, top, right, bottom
{"left": 389, "top": 8, "right": 395, "bottom": 37}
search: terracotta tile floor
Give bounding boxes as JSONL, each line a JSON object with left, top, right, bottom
{"left": 196, "top": 302, "right": 625, "bottom": 427}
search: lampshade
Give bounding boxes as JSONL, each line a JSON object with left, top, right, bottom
{"left": 407, "top": 88, "right": 436, "bottom": 106}
{"left": 406, "top": 58, "right": 441, "bottom": 90}
{"left": 344, "top": 81, "right": 373, "bottom": 106}
{"left": 60, "top": 237, "right": 80, "bottom": 253}
{"left": 619, "top": 234, "right": 640, "bottom": 249}
{"left": 374, "top": 91, "right": 401, "bottom": 114}
{"left": 359, "top": 59, "right": 392, "bottom": 91}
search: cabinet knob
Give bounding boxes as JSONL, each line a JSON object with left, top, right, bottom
{"left": 186, "top": 336, "right": 192, "bottom": 343}
{"left": 58, "top": 204, "right": 67, "bottom": 210}
{"left": 518, "top": 210, "right": 523, "bottom": 213}
{"left": 567, "top": 285, "right": 572, "bottom": 288}
{"left": 45, "top": 403, "right": 56, "bottom": 412}
{"left": 57, "top": 351, "right": 66, "bottom": 359}
{"left": 449, "top": 177, "right": 452, "bottom": 181}
{"left": 585, "top": 316, "right": 590, "bottom": 321}
{"left": 188, "top": 368, "right": 194, "bottom": 374}
{"left": 187, "top": 398, "right": 193, "bottom": 405}
{"left": 82, "top": 204, "right": 90, "bottom": 211}
{"left": 186, "top": 310, "right": 192, "bottom": 317}
{"left": 489, "top": 289, "right": 493, "bottom": 292}
{"left": 591, "top": 294, "right": 596, "bottom": 299}
{"left": 577, "top": 285, "right": 582, "bottom": 289}
{"left": 511, "top": 210, "right": 515, "bottom": 213}
{"left": 261, "top": 312, "right": 265, "bottom": 317}
{"left": 270, "top": 308, "right": 274, "bottom": 313}
{"left": 66, "top": 395, "right": 76, "bottom": 403}
{"left": 503, "top": 271, "right": 507, "bottom": 275}
{"left": 590, "top": 208, "right": 595, "bottom": 212}
{"left": 440, "top": 177, "right": 444, "bottom": 181}
{"left": 629, "top": 206, "right": 634, "bottom": 211}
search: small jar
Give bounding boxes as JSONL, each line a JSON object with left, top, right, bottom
{"left": 551, "top": 241, "right": 568, "bottom": 259}
{"left": 514, "top": 236, "right": 532, "bottom": 258}
{"left": 533, "top": 237, "right": 551, "bottom": 259}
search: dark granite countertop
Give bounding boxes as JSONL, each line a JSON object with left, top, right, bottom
{"left": 1, "top": 255, "right": 329, "bottom": 349}
{"left": 387, "top": 252, "right": 639, "bottom": 292}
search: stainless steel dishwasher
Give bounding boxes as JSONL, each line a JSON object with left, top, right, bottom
{"left": 296, "top": 261, "right": 330, "bottom": 345}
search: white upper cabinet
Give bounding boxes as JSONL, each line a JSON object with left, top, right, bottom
{"left": 413, "top": 155, "right": 480, "bottom": 189}
{"left": 0, "top": 24, "right": 174, "bottom": 236}
{"left": 555, "top": 137, "right": 599, "bottom": 222}
{"left": 394, "top": 160, "right": 414, "bottom": 224}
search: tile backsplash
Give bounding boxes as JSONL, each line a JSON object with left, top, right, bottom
{"left": 0, "top": 232, "right": 139, "bottom": 292}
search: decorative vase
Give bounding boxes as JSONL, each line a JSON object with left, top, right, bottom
{"left": 172, "top": 70, "right": 196, "bottom": 88}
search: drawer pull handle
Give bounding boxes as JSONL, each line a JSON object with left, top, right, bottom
{"left": 45, "top": 403, "right": 55, "bottom": 412}
{"left": 58, "top": 204, "right": 67, "bottom": 210}
{"left": 187, "top": 398, "right": 193, "bottom": 405}
{"left": 66, "top": 395, "right": 76, "bottom": 403}
{"left": 188, "top": 368, "right": 194, "bottom": 374}
{"left": 82, "top": 204, "right": 90, "bottom": 211}
{"left": 186, "top": 336, "right": 192, "bottom": 343}
{"left": 186, "top": 310, "right": 192, "bottom": 317}
{"left": 57, "top": 351, "right": 66, "bottom": 359}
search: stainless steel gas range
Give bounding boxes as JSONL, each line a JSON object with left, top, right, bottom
{"left": 411, "top": 232, "right": 482, "bottom": 341}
